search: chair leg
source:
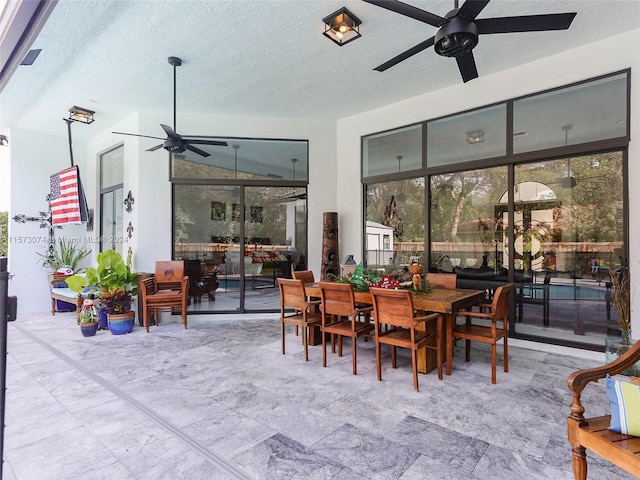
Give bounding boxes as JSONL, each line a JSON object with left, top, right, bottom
{"left": 465, "top": 339, "right": 471, "bottom": 362}
{"left": 411, "top": 348, "right": 419, "bottom": 392}
{"left": 295, "top": 325, "right": 299, "bottom": 336}
{"left": 322, "top": 329, "right": 327, "bottom": 368}
{"left": 281, "top": 322, "right": 286, "bottom": 355}
{"left": 303, "top": 325, "right": 309, "bottom": 362}
{"left": 182, "top": 303, "right": 188, "bottom": 329}
{"left": 376, "top": 340, "right": 382, "bottom": 381}
{"left": 352, "top": 336, "right": 357, "bottom": 375}
{"left": 143, "top": 307, "right": 150, "bottom": 333}
{"left": 391, "top": 346, "right": 397, "bottom": 368}
{"left": 338, "top": 336, "right": 343, "bottom": 357}
{"left": 503, "top": 335, "right": 509, "bottom": 373}
{"left": 436, "top": 316, "right": 443, "bottom": 381}
{"left": 491, "top": 342, "right": 497, "bottom": 385}
{"left": 571, "top": 446, "right": 587, "bottom": 480}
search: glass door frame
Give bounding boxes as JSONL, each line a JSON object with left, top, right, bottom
{"left": 172, "top": 179, "right": 308, "bottom": 314}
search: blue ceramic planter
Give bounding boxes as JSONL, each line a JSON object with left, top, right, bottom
{"left": 97, "top": 306, "right": 109, "bottom": 330}
{"left": 80, "top": 322, "right": 98, "bottom": 337}
{"left": 107, "top": 313, "right": 135, "bottom": 335}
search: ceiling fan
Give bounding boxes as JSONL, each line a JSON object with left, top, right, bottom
{"left": 363, "top": 0, "right": 577, "bottom": 83}
{"left": 113, "top": 56, "right": 227, "bottom": 157}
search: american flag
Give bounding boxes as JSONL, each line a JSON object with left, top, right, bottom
{"left": 50, "top": 166, "right": 83, "bottom": 225}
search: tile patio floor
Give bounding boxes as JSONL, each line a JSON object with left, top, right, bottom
{"left": 1, "top": 311, "right": 634, "bottom": 479}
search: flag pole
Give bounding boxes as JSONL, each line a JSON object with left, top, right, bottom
{"left": 64, "top": 118, "right": 74, "bottom": 167}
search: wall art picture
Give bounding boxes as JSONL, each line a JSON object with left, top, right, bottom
{"left": 211, "top": 201, "right": 226, "bottom": 221}
{"left": 232, "top": 203, "right": 241, "bottom": 221}
{"left": 251, "top": 205, "right": 264, "bottom": 224}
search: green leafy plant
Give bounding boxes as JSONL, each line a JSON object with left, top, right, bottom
{"left": 37, "top": 238, "right": 91, "bottom": 273}
{"left": 78, "top": 301, "right": 98, "bottom": 324}
{"left": 66, "top": 248, "right": 138, "bottom": 314}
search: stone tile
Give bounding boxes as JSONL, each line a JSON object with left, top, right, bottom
{"left": 312, "top": 424, "right": 420, "bottom": 479}
{"left": 3, "top": 313, "right": 630, "bottom": 480}
{"left": 233, "top": 433, "right": 344, "bottom": 479}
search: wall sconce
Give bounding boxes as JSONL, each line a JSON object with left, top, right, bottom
{"left": 68, "top": 106, "right": 95, "bottom": 124}
{"left": 323, "top": 7, "right": 362, "bottom": 46}
{"left": 466, "top": 130, "right": 485, "bottom": 144}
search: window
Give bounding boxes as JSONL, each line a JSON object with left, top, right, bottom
{"left": 427, "top": 104, "right": 507, "bottom": 166}
{"left": 99, "top": 145, "right": 124, "bottom": 253}
{"left": 362, "top": 124, "right": 423, "bottom": 179}
{"left": 172, "top": 137, "right": 309, "bottom": 315}
{"left": 361, "top": 71, "right": 629, "bottom": 350}
{"left": 513, "top": 72, "right": 628, "bottom": 154}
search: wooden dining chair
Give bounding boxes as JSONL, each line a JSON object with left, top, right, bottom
{"left": 139, "top": 261, "right": 189, "bottom": 333}
{"left": 369, "top": 287, "right": 443, "bottom": 392}
{"left": 277, "top": 278, "right": 321, "bottom": 361}
{"left": 292, "top": 270, "right": 315, "bottom": 285}
{"left": 291, "top": 270, "right": 316, "bottom": 336}
{"left": 451, "top": 283, "right": 514, "bottom": 384}
{"left": 427, "top": 273, "right": 457, "bottom": 289}
{"left": 318, "top": 281, "right": 374, "bottom": 375}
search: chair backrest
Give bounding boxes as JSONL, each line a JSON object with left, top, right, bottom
{"left": 292, "top": 270, "right": 315, "bottom": 284}
{"left": 427, "top": 273, "right": 457, "bottom": 289}
{"left": 277, "top": 278, "right": 308, "bottom": 313}
{"left": 369, "top": 287, "right": 416, "bottom": 328}
{"left": 491, "top": 283, "right": 514, "bottom": 317}
{"left": 155, "top": 261, "right": 185, "bottom": 282}
{"left": 140, "top": 277, "right": 157, "bottom": 300}
{"left": 318, "top": 281, "right": 357, "bottom": 317}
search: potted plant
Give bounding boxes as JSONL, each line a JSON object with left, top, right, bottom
{"left": 37, "top": 238, "right": 91, "bottom": 275}
{"left": 39, "top": 238, "right": 91, "bottom": 313}
{"left": 605, "top": 258, "right": 638, "bottom": 375}
{"left": 78, "top": 294, "right": 99, "bottom": 337}
{"left": 67, "top": 248, "right": 138, "bottom": 335}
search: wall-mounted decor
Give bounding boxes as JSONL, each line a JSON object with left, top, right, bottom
{"left": 211, "top": 201, "right": 226, "bottom": 221}
{"left": 124, "top": 191, "right": 135, "bottom": 213}
{"left": 232, "top": 203, "right": 241, "bottom": 222}
{"left": 250, "top": 206, "right": 264, "bottom": 224}
{"left": 127, "top": 221, "right": 134, "bottom": 240}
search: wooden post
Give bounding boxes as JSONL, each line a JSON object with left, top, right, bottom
{"left": 321, "top": 212, "right": 339, "bottom": 281}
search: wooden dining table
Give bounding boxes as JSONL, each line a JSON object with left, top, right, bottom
{"left": 304, "top": 284, "right": 485, "bottom": 375}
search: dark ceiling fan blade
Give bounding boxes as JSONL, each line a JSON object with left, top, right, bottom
{"left": 476, "top": 13, "right": 576, "bottom": 34}
{"left": 184, "top": 138, "right": 228, "bottom": 147}
{"left": 374, "top": 36, "right": 435, "bottom": 72}
{"left": 112, "top": 131, "right": 164, "bottom": 141}
{"left": 362, "top": 0, "right": 446, "bottom": 27}
{"left": 457, "top": 0, "right": 490, "bottom": 21}
{"left": 184, "top": 144, "right": 210, "bottom": 157}
{"left": 160, "top": 124, "right": 182, "bottom": 140}
{"left": 146, "top": 144, "right": 164, "bottom": 152}
{"left": 456, "top": 52, "right": 478, "bottom": 83}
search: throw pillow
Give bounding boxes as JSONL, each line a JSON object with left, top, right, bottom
{"left": 606, "top": 374, "right": 640, "bottom": 436}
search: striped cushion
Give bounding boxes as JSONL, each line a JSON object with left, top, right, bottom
{"left": 606, "top": 374, "right": 640, "bottom": 436}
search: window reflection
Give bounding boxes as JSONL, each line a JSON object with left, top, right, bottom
{"left": 365, "top": 177, "right": 425, "bottom": 269}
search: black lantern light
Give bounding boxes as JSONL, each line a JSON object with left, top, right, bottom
{"left": 322, "top": 7, "right": 362, "bottom": 46}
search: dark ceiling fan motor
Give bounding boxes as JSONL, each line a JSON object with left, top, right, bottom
{"left": 163, "top": 137, "right": 184, "bottom": 153}
{"left": 434, "top": 14, "right": 478, "bottom": 58}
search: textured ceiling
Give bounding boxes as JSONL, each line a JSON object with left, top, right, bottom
{"left": 1, "top": 0, "right": 639, "bottom": 141}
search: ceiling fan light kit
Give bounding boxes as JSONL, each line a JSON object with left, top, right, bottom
{"left": 364, "top": 0, "right": 576, "bottom": 83}
{"left": 322, "top": 7, "right": 362, "bottom": 46}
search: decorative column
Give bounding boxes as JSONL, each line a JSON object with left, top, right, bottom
{"left": 321, "top": 212, "right": 339, "bottom": 281}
